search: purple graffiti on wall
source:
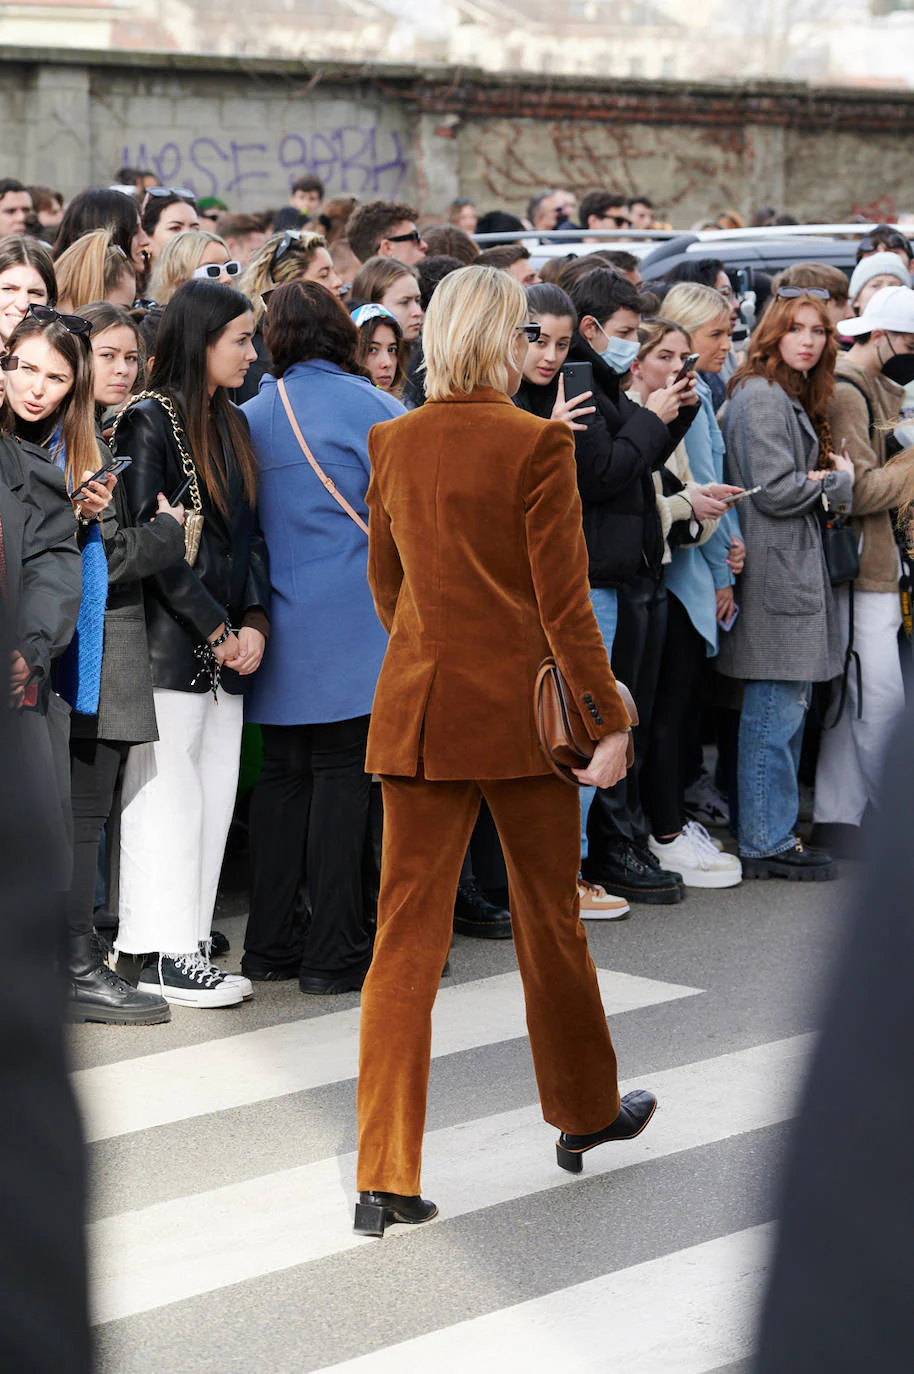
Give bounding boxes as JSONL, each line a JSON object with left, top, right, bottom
{"left": 121, "top": 127, "right": 409, "bottom": 202}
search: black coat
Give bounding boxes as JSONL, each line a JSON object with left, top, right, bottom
{"left": 112, "top": 396, "right": 270, "bottom": 694}
{"left": 515, "top": 338, "right": 698, "bottom": 588}
{"left": 0, "top": 435, "right": 81, "bottom": 698}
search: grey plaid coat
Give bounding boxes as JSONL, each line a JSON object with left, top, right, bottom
{"left": 716, "top": 377, "right": 853, "bottom": 684}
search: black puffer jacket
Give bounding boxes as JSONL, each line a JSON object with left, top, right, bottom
{"left": 515, "top": 337, "right": 698, "bottom": 587}
{"left": 112, "top": 395, "right": 270, "bottom": 694}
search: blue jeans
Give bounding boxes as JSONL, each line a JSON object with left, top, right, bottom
{"left": 738, "top": 679, "right": 811, "bottom": 858}
{"left": 580, "top": 587, "right": 618, "bottom": 861}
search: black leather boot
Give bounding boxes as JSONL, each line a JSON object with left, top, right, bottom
{"left": 453, "top": 877, "right": 512, "bottom": 939}
{"left": 353, "top": 1191, "right": 438, "bottom": 1237}
{"left": 69, "top": 932, "right": 171, "bottom": 1025}
{"left": 556, "top": 1089, "right": 658, "bottom": 1173}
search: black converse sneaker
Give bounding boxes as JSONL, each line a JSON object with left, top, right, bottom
{"left": 139, "top": 952, "right": 244, "bottom": 1008}
{"left": 199, "top": 941, "right": 254, "bottom": 1000}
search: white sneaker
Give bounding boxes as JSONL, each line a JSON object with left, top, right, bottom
{"left": 577, "top": 879, "right": 631, "bottom": 921}
{"left": 138, "top": 952, "right": 244, "bottom": 1008}
{"left": 649, "top": 822, "right": 742, "bottom": 889}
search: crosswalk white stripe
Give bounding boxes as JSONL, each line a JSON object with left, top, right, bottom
{"left": 310, "top": 1223, "right": 774, "bottom": 1374}
{"left": 73, "top": 967, "right": 700, "bottom": 1143}
{"left": 88, "top": 1034, "right": 810, "bottom": 1325}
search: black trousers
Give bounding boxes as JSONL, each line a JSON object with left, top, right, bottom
{"left": 640, "top": 592, "right": 706, "bottom": 838}
{"left": 586, "top": 571, "right": 667, "bottom": 860}
{"left": 246, "top": 715, "right": 374, "bottom": 977}
{"left": 66, "top": 737, "right": 126, "bottom": 941}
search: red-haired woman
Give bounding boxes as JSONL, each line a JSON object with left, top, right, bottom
{"left": 717, "top": 291, "right": 854, "bottom": 881}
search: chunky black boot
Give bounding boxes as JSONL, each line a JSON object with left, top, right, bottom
{"left": 453, "top": 877, "right": 512, "bottom": 939}
{"left": 555, "top": 1089, "right": 658, "bottom": 1172}
{"left": 68, "top": 932, "right": 171, "bottom": 1025}
{"left": 353, "top": 1191, "right": 439, "bottom": 1237}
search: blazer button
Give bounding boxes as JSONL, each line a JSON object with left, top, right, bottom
{"left": 595, "top": 714, "right": 604, "bottom": 724}
{"left": 583, "top": 693, "right": 593, "bottom": 703}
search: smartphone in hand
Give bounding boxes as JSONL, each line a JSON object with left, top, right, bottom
{"left": 561, "top": 361, "right": 594, "bottom": 402}
{"left": 71, "top": 455, "right": 133, "bottom": 500}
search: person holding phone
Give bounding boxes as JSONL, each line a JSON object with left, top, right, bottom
{"left": 718, "top": 290, "right": 854, "bottom": 881}
{"left": 62, "top": 301, "right": 189, "bottom": 1024}
{"left": 627, "top": 314, "right": 744, "bottom": 888}
{"left": 560, "top": 269, "right": 701, "bottom": 906}
{"left": 111, "top": 280, "right": 271, "bottom": 1008}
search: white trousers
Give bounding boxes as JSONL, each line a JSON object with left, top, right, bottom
{"left": 814, "top": 588, "right": 905, "bottom": 826}
{"left": 116, "top": 688, "right": 244, "bottom": 955}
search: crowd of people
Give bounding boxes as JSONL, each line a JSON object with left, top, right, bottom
{"left": 2, "top": 166, "right": 914, "bottom": 1031}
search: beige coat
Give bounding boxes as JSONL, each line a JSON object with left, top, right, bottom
{"left": 829, "top": 357, "right": 912, "bottom": 594}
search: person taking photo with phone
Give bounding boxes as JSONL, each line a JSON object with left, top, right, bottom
{"left": 718, "top": 288, "right": 854, "bottom": 881}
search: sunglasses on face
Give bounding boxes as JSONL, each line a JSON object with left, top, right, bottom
{"left": 28, "top": 302, "right": 92, "bottom": 338}
{"left": 520, "top": 323, "right": 542, "bottom": 342}
{"left": 776, "top": 286, "right": 830, "bottom": 301}
{"left": 193, "top": 260, "right": 243, "bottom": 280}
{"left": 385, "top": 230, "right": 422, "bottom": 245}
{"left": 608, "top": 216, "right": 630, "bottom": 228}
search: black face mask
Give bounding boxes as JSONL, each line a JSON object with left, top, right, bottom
{"left": 882, "top": 352, "right": 914, "bottom": 387}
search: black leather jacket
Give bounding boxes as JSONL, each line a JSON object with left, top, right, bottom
{"left": 112, "top": 395, "right": 270, "bottom": 694}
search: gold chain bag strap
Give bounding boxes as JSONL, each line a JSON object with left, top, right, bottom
{"left": 110, "top": 390, "right": 204, "bottom": 566}
{"left": 277, "top": 377, "right": 369, "bottom": 535}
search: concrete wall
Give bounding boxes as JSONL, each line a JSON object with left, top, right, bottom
{"left": 1, "top": 47, "right": 913, "bottom": 223}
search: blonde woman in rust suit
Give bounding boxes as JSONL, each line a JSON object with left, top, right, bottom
{"left": 355, "top": 266, "right": 658, "bottom": 1237}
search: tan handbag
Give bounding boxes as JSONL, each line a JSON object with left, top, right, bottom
{"left": 111, "top": 390, "right": 204, "bottom": 566}
{"left": 277, "top": 377, "right": 369, "bottom": 535}
{"left": 534, "top": 657, "right": 637, "bottom": 786}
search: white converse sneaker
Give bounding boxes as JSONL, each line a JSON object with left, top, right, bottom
{"left": 139, "top": 952, "right": 244, "bottom": 1008}
{"left": 649, "top": 822, "right": 742, "bottom": 889}
{"left": 577, "top": 879, "right": 631, "bottom": 920}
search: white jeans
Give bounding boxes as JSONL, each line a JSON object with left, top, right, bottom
{"left": 116, "top": 688, "right": 244, "bottom": 955}
{"left": 814, "top": 588, "right": 905, "bottom": 826}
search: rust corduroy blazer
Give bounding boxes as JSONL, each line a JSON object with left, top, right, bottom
{"left": 364, "top": 388, "right": 632, "bottom": 780}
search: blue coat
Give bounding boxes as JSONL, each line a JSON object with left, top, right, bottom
{"left": 665, "top": 377, "right": 741, "bottom": 656}
{"left": 243, "top": 361, "right": 405, "bottom": 725}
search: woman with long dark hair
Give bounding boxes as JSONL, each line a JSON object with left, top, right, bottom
{"left": 242, "top": 281, "right": 404, "bottom": 991}
{"left": 111, "top": 279, "right": 271, "bottom": 1008}
{"left": 718, "top": 291, "right": 854, "bottom": 880}
{"left": 140, "top": 189, "right": 199, "bottom": 265}
{"left": 53, "top": 188, "right": 151, "bottom": 282}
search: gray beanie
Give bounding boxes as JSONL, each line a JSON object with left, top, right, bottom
{"left": 849, "top": 251, "right": 911, "bottom": 302}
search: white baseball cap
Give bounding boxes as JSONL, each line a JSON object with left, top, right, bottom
{"left": 837, "top": 285, "right": 914, "bottom": 337}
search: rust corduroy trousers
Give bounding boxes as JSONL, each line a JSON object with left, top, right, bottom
{"left": 356, "top": 768, "right": 622, "bottom": 1195}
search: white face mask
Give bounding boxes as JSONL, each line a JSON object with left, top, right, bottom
{"left": 594, "top": 322, "right": 640, "bottom": 374}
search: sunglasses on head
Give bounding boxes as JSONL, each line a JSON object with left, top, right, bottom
{"left": 27, "top": 303, "right": 92, "bottom": 338}
{"left": 858, "top": 233, "right": 910, "bottom": 256}
{"left": 269, "top": 229, "right": 303, "bottom": 274}
{"left": 144, "top": 186, "right": 196, "bottom": 202}
{"left": 520, "top": 323, "right": 542, "bottom": 343}
{"left": 776, "top": 286, "right": 830, "bottom": 301}
{"left": 193, "top": 260, "right": 243, "bottom": 280}
{"left": 385, "top": 230, "right": 422, "bottom": 245}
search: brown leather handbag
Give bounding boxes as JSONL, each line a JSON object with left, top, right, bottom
{"left": 534, "top": 657, "right": 637, "bottom": 786}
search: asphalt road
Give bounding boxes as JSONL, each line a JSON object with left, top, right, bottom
{"left": 70, "top": 855, "right": 860, "bottom": 1373}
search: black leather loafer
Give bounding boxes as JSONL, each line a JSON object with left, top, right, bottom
{"left": 353, "top": 1191, "right": 439, "bottom": 1237}
{"left": 556, "top": 1089, "right": 658, "bottom": 1172}
{"left": 742, "top": 839, "right": 838, "bottom": 882}
{"left": 299, "top": 968, "right": 367, "bottom": 995}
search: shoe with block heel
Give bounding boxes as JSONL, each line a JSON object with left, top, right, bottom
{"left": 353, "top": 1191, "right": 439, "bottom": 1237}
{"left": 555, "top": 1089, "right": 658, "bottom": 1173}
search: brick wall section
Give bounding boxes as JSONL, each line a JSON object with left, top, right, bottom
{"left": 1, "top": 46, "right": 911, "bottom": 222}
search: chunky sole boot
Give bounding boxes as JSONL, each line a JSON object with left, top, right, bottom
{"left": 68, "top": 932, "right": 171, "bottom": 1025}
{"left": 453, "top": 877, "right": 512, "bottom": 939}
{"left": 742, "top": 840, "right": 838, "bottom": 882}
{"left": 354, "top": 1192, "right": 439, "bottom": 1237}
{"left": 556, "top": 1089, "right": 658, "bottom": 1173}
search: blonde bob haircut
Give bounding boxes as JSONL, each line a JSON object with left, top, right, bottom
{"left": 147, "top": 230, "right": 229, "bottom": 306}
{"left": 661, "top": 281, "right": 730, "bottom": 334}
{"left": 423, "top": 264, "right": 526, "bottom": 401}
